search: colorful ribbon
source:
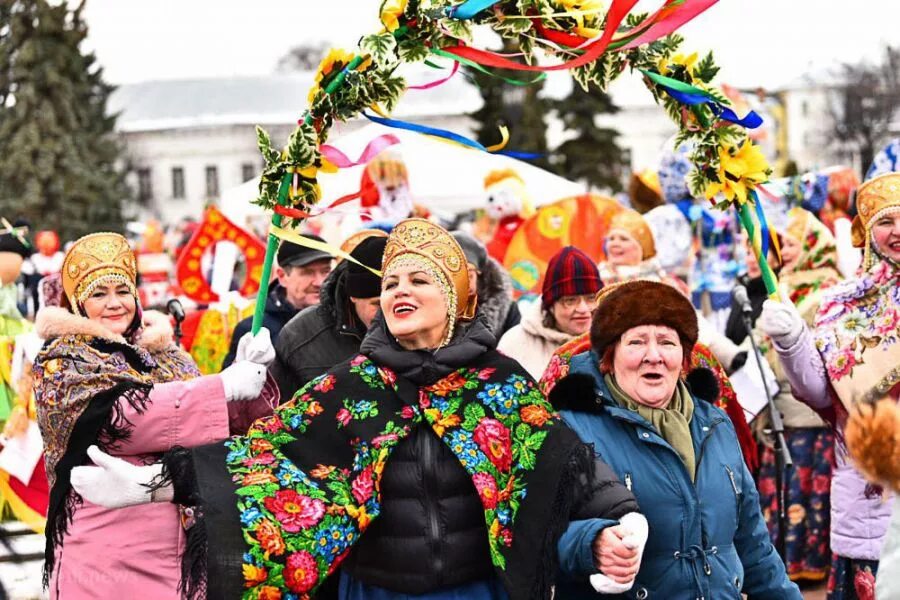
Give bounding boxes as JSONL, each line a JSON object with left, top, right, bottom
{"left": 407, "top": 61, "right": 461, "bottom": 90}
{"left": 641, "top": 70, "right": 763, "bottom": 129}
{"left": 269, "top": 226, "right": 382, "bottom": 276}
{"left": 442, "top": 0, "right": 638, "bottom": 72}
{"left": 361, "top": 112, "right": 542, "bottom": 159}
{"left": 320, "top": 134, "right": 401, "bottom": 168}
{"left": 445, "top": 0, "right": 501, "bottom": 19}
{"left": 431, "top": 48, "right": 547, "bottom": 86}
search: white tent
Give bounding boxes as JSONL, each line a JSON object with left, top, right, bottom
{"left": 218, "top": 122, "right": 584, "bottom": 229}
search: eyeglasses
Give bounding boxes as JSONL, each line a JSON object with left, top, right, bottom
{"left": 557, "top": 294, "right": 595, "bottom": 309}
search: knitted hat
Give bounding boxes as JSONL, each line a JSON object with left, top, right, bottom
{"left": 346, "top": 236, "right": 387, "bottom": 299}
{"left": 541, "top": 246, "right": 602, "bottom": 309}
{"left": 277, "top": 234, "right": 331, "bottom": 268}
{"left": 451, "top": 230, "right": 488, "bottom": 272}
{"left": 590, "top": 280, "right": 698, "bottom": 356}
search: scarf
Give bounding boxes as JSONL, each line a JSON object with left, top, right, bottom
{"left": 814, "top": 252, "right": 900, "bottom": 409}
{"left": 32, "top": 308, "right": 199, "bottom": 585}
{"left": 605, "top": 374, "right": 696, "bottom": 480}
{"left": 191, "top": 346, "right": 591, "bottom": 599}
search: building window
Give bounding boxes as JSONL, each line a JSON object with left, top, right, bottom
{"left": 205, "top": 165, "right": 219, "bottom": 198}
{"left": 241, "top": 163, "right": 255, "bottom": 183}
{"left": 172, "top": 167, "right": 185, "bottom": 199}
{"left": 137, "top": 168, "right": 152, "bottom": 204}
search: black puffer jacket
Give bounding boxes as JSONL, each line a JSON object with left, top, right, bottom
{"left": 340, "top": 316, "right": 638, "bottom": 594}
{"left": 270, "top": 262, "right": 368, "bottom": 401}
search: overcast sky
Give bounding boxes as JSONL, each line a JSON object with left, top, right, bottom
{"left": 82, "top": 0, "right": 898, "bottom": 91}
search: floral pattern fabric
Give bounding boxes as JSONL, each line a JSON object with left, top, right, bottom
{"left": 814, "top": 257, "right": 900, "bottom": 407}
{"left": 221, "top": 353, "right": 568, "bottom": 598}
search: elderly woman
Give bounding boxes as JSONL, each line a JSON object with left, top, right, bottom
{"left": 33, "top": 233, "right": 277, "bottom": 599}
{"left": 498, "top": 245, "right": 602, "bottom": 379}
{"left": 70, "top": 219, "right": 642, "bottom": 600}
{"left": 552, "top": 280, "right": 800, "bottom": 599}
{"left": 759, "top": 170, "right": 900, "bottom": 598}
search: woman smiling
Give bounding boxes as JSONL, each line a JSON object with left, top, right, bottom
{"left": 70, "top": 220, "right": 642, "bottom": 600}
{"left": 33, "top": 233, "right": 277, "bottom": 599}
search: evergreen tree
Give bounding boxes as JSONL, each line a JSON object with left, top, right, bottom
{"left": 550, "top": 83, "right": 628, "bottom": 193}
{"left": 0, "top": 0, "right": 129, "bottom": 239}
{"left": 467, "top": 38, "right": 550, "bottom": 170}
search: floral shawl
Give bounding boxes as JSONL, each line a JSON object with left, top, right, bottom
{"left": 539, "top": 335, "right": 759, "bottom": 472}
{"left": 814, "top": 255, "right": 900, "bottom": 408}
{"left": 190, "top": 350, "right": 591, "bottom": 599}
{"left": 779, "top": 211, "right": 841, "bottom": 310}
{"left": 32, "top": 307, "right": 199, "bottom": 583}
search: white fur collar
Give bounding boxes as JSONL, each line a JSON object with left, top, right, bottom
{"left": 35, "top": 306, "right": 175, "bottom": 352}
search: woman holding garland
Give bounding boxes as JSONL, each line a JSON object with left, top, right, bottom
{"left": 33, "top": 233, "right": 278, "bottom": 599}
{"left": 758, "top": 170, "right": 900, "bottom": 599}
{"left": 70, "top": 219, "right": 643, "bottom": 600}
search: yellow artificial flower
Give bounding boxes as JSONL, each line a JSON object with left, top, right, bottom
{"left": 308, "top": 48, "right": 355, "bottom": 104}
{"left": 380, "top": 0, "right": 408, "bottom": 33}
{"left": 556, "top": 0, "right": 604, "bottom": 38}
{"left": 658, "top": 52, "right": 699, "bottom": 78}
{"left": 704, "top": 139, "right": 771, "bottom": 205}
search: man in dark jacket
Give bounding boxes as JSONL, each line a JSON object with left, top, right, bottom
{"left": 222, "top": 236, "right": 332, "bottom": 368}
{"left": 451, "top": 231, "right": 520, "bottom": 338}
{"left": 269, "top": 235, "right": 387, "bottom": 400}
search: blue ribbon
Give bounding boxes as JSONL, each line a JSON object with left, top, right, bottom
{"left": 445, "top": 0, "right": 501, "bottom": 19}
{"left": 362, "top": 112, "right": 542, "bottom": 160}
{"left": 662, "top": 88, "right": 764, "bottom": 129}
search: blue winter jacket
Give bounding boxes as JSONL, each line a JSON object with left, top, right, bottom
{"left": 555, "top": 352, "right": 800, "bottom": 600}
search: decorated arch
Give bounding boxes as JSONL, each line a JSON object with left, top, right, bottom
{"left": 249, "top": 0, "right": 780, "bottom": 333}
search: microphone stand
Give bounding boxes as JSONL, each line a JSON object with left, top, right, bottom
{"left": 740, "top": 308, "right": 792, "bottom": 565}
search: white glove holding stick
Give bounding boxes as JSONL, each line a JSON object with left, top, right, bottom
{"left": 757, "top": 293, "right": 805, "bottom": 350}
{"left": 590, "top": 512, "right": 649, "bottom": 594}
{"left": 70, "top": 445, "right": 169, "bottom": 509}
{"left": 222, "top": 327, "right": 274, "bottom": 402}
{"left": 235, "top": 327, "right": 276, "bottom": 366}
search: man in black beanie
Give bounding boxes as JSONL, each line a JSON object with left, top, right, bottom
{"left": 270, "top": 235, "right": 387, "bottom": 401}
{"left": 222, "top": 236, "right": 332, "bottom": 368}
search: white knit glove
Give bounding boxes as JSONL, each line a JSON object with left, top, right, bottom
{"left": 220, "top": 361, "right": 267, "bottom": 402}
{"left": 590, "top": 512, "right": 649, "bottom": 593}
{"left": 758, "top": 299, "right": 805, "bottom": 349}
{"left": 235, "top": 328, "right": 276, "bottom": 367}
{"left": 70, "top": 446, "right": 168, "bottom": 509}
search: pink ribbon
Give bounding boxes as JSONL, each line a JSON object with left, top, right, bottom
{"left": 408, "top": 61, "right": 461, "bottom": 90}
{"left": 319, "top": 134, "right": 401, "bottom": 168}
{"left": 620, "top": 0, "right": 719, "bottom": 50}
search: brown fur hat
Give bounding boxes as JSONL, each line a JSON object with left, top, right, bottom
{"left": 590, "top": 280, "right": 698, "bottom": 356}
{"left": 846, "top": 398, "right": 900, "bottom": 492}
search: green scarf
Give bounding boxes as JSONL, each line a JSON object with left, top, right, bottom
{"left": 605, "top": 374, "right": 696, "bottom": 480}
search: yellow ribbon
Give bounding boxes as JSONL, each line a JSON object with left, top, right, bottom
{"left": 269, "top": 226, "right": 382, "bottom": 277}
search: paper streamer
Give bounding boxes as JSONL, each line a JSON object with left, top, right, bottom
{"left": 270, "top": 225, "right": 382, "bottom": 276}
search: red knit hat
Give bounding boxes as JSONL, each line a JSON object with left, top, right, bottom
{"left": 541, "top": 246, "right": 602, "bottom": 309}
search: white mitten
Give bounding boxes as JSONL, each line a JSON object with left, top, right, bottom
{"left": 758, "top": 299, "right": 805, "bottom": 349}
{"left": 235, "top": 328, "right": 276, "bottom": 367}
{"left": 70, "top": 446, "right": 167, "bottom": 509}
{"left": 590, "top": 512, "right": 649, "bottom": 594}
{"left": 220, "top": 361, "right": 267, "bottom": 402}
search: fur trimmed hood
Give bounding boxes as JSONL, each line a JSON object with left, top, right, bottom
{"left": 477, "top": 256, "right": 515, "bottom": 336}
{"left": 36, "top": 306, "right": 175, "bottom": 352}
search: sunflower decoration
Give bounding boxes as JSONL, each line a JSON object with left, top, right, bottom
{"left": 308, "top": 49, "right": 373, "bottom": 105}
{"left": 380, "top": 0, "right": 409, "bottom": 33}
{"left": 703, "top": 139, "right": 771, "bottom": 205}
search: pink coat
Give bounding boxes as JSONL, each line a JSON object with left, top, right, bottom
{"left": 50, "top": 373, "right": 277, "bottom": 599}
{"left": 34, "top": 309, "right": 277, "bottom": 600}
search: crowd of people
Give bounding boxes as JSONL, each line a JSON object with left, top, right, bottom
{"left": 0, "top": 142, "right": 897, "bottom": 600}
